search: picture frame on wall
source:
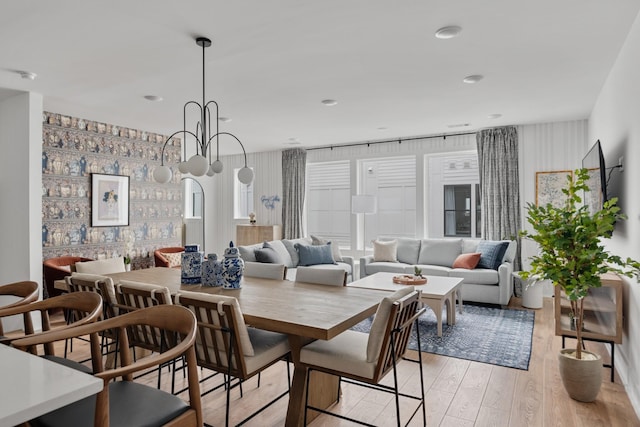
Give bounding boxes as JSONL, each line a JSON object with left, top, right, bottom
{"left": 535, "top": 170, "right": 573, "bottom": 208}
{"left": 91, "top": 173, "right": 129, "bottom": 227}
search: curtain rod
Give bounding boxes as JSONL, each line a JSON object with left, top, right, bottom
{"left": 305, "top": 131, "right": 477, "bottom": 151}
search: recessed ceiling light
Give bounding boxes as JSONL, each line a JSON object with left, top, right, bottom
{"left": 218, "top": 117, "right": 232, "bottom": 123}
{"left": 321, "top": 99, "right": 338, "bottom": 106}
{"left": 488, "top": 113, "right": 502, "bottom": 119}
{"left": 17, "top": 70, "right": 37, "bottom": 80}
{"left": 377, "top": 127, "right": 388, "bottom": 131}
{"left": 448, "top": 123, "right": 470, "bottom": 128}
{"left": 144, "top": 95, "right": 163, "bottom": 102}
{"left": 435, "top": 26, "right": 462, "bottom": 39}
{"left": 285, "top": 138, "right": 301, "bottom": 145}
{"left": 463, "top": 75, "right": 483, "bottom": 84}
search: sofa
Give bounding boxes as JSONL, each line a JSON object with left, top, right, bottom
{"left": 360, "top": 238, "right": 517, "bottom": 306}
{"left": 238, "top": 237, "right": 355, "bottom": 282}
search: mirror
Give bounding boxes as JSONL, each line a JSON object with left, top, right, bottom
{"left": 182, "top": 177, "right": 205, "bottom": 252}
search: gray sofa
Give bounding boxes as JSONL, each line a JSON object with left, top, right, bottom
{"left": 238, "top": 237, "right": 355, "bottom": 282}
{"left": 360, "top": 238, "right": 517, "bottom": 306}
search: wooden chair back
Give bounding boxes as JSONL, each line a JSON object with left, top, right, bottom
{"left": 0, "top": 281, "right": 38, "bottom": 336}
{"left": 0, "top": 292, "right": 102, "bottom": 354}
{"left": 11, "top": 305, "right": 203, "bottom": 427}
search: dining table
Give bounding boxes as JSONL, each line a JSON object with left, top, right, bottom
{"left": 64, "top": 267, "right": 390, "bottom": 427}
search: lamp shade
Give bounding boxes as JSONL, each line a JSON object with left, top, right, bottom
{"left": 352, "top": 195, "right": 377, "bottom": 214}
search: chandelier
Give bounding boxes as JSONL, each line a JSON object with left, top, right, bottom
{"left": 153, "top": 36, "right": 254, "bottom": 185}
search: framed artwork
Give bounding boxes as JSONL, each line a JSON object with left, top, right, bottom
{"left": 91, "top": 173, "right": 129, "bottom": 227}
{"left": 535, "top": 170, "right": 573, "bottom": 207}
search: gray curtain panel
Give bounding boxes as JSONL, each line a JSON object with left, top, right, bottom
{"left": 282, "top": 148, "right": 307, "bottom": 239}
{"left": 476, "top": 126, "right": 521, "bottom": 270}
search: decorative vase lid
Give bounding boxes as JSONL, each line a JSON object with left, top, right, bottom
{"left": 223, "top": 241, "right": 239, "bottom": 258}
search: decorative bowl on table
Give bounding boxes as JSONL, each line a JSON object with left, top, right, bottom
{"left": 392, "top": 275, "right": 427, "bottom": 285}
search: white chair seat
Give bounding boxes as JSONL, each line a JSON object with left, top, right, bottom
{"left": 300, "top": 330, "right": 374, "bottom": 379}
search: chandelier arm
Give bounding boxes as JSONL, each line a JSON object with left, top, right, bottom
{"left": 159, "top": 130, "right": 201, "bottom": 165}
{"left": 205, "top": 100, "right": 220, "bottom": 160}
{"left": 183, "top": 101, "right": 206, "bottom": 155}
{"left": 206, "top": 132, "right": 248, "bottom": 167}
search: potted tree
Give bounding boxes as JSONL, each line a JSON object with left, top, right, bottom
{"left": 520, "top": 168, "right": 640, "bottom": 402}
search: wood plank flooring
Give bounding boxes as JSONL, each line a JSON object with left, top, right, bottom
{"left": 15, "top": 297, "right": 640, "bottom": 426}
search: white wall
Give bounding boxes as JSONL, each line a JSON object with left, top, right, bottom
{"left": 0, "top": 91, "right": 43, "bottom": 331}
{"left": 589, "top": 10, "right": 640, "bottom": 416}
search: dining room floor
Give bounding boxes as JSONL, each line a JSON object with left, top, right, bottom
{"left": 22, "top": 297, "right": 640, "bottom": 426}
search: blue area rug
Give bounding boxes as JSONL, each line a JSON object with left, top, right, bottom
{"left": 352, "top": 304, "right": 535, "bottom": 370}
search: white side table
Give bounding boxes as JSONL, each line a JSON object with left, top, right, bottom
{"left": 513, "top": 272, "right": 543, "bottom": 309}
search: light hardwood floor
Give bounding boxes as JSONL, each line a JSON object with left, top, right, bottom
{"left": 19, "top": 297, "right": 640, "bottom": 426}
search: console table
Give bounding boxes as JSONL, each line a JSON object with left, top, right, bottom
{"left": 236, "top": 224, "right": 282, "bottom": 246}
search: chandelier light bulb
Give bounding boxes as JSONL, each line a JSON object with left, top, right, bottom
{"left": 153, "top": 165, "right": 172, "bottom": 183}
{"left": 238, "top": 166, "right": 254, "bottom": 185}
{"left": 178, "top": 161, "right": 190, "bottom": 174}
{"left": 206, "top": 165, "right": 216, "bottom": 176}
{"left": 211, "top": 159, "right": 224, "bottom": 174}
{"left": 188, "top": 154, "right": 209, "bottom": 176}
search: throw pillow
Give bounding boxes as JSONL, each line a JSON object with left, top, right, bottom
{"left": 254, "top": 241, "right": 283, "bottom": 264}
{"left": 163, "top": 252, "right": 183, "bottom": 268}
{"left": 310, "top": 234, "right": 343, "bottom": 262}
{"left": 295, "top": 243, "right": 336, "bottom": 266}
{"left": 372, "top": 239, "right": 398, "bottom": 262}
{"left": 476, "top": 240, "right": 510, "bottom": 270}
{"left": 452, "top": 252, "right": 481, "bottom": 269}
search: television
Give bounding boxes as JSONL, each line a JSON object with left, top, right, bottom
{"left": 581, "top": 140, "right": 608, "bottom": 215}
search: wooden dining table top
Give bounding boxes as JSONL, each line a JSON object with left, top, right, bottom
{"left": 104, "top": 267, "right": 388, "bottom": 341}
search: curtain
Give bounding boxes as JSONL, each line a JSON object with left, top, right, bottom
{"left": 476, "top": 126, "right": 521, "bottom": 270}
{"left": 282, "top": 148, "right": 307, "bottom": 239}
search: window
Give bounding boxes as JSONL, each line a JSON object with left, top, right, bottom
{"left": 183, "top": 179, "right": 203, "bottom": 219}
{"left": 306, "top": 161, "right": 351, "bottom": 248}
{"left": 234, "top": 168, "right": 254, "bottom": 219}
{"left": 360, "top": 156, "right": 416, "bottom": 245}
{"left": 444, "top": 184, "right": 480, "bottom": 237}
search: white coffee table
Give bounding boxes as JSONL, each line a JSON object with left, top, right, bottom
{"left": 349, "top": 272, "right": 464, "bottom": 336}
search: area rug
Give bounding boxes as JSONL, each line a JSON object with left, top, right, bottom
{"left": 351, "top": 304, "right": 535, "bottom": 370}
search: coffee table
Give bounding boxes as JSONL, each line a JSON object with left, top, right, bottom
{"left": 349, "top": 272, "right": 464, "bottom": 336}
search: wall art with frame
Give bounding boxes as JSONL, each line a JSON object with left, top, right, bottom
{"left": 91, "top": 173, "right": 130, "bottom": 227}
{"left": 535, "top": 170, "right": 573, "bottom": 208}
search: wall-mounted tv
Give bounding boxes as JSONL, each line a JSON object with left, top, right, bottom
{"left": 582, "top": 139, "right": 607, "bottom": 215}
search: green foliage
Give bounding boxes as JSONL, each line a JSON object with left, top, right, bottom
{"left": 414, "top": 266, "right": 424, "bottom": 278}
{"left": 520, "top": 168, "right": 640, "bottom": 357}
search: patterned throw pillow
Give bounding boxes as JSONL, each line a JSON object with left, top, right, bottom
{"left": 476, "top": 241, "right": 509, "bottom": 270}
{"left": 163, "top": 251, "right": 183, "bottom": 268}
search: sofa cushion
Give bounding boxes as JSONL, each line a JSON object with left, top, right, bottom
{"left": 296, "top": 243, "right": 336, "bottom": 266}
{"left": 417, "top": 239, "right": 461, "bottom": 267}
{"left": 301, "top": 262, "right": 352, "bottom": 276}
{"left": 310, "top": 235, "right": 343, "bottom": 262}
{"left": 266, "top": 240, "right": 294, "bottom": 268}
{"left": 238, "top": 243, "right": 261, "bottom": 262}
{"left": 452, "top": 253, "right": 481, "bottom": 269}
{"left": 282, "top": 238, "right": 312, "bottom": 267}
{"left": 414, "top": 265, "right": 451, "bottom": 277}
{"left": 254, "top": 242, "right": 283, "bottom": 264}
{"left": 462, "top": 239, "right": 480, "bottom": 254}
{"left": 365, "top": 262, "right": 408, "bottom": 275}
{"left": 503, "top": 240, "right": 517, "bottom": 263}
{"left": 396, "top": 238, "right": 421, "bottom": 265}
{"left": 372, "top": 240, "right": 397, "bottom": 262}
{"left": 477, "top": 240, "right": 509, "bottom": 270}
{"left": 449, "top": 267, "right": 499, "bottom": 285}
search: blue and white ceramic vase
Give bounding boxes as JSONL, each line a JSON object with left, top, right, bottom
{"left": 222, "top": 241, "right": 244, "bottom": 289}
{"left": 202, "top": 254, "right": 224, "bottom": 287}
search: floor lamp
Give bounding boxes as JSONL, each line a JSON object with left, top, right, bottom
{"left": 352, "top": 195, "right": 378, "bottom": 260}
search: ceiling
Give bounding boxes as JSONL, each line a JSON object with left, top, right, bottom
{"left": 1, "top": 1, "right": 639, "bottom": 155}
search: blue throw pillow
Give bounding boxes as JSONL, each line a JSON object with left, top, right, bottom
{"left": 254, "top": 241, "right": 283, "bottom": 264}
{"left": 476, "top": 240, "right": 509, "bottom": 270}
{"left": 295, "top": 242, "right": 336, "bottom": 266}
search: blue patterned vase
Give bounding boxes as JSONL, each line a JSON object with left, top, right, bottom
{"left": 222, "top": 241, "right": 244, "bottom": 289}
{"left": 181, "top": 251, "right": 203, "bottom": 284}
{"left": 202, "top": 254, "right": 224, "bottom": 287}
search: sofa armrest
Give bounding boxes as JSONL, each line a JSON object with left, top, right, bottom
{"left": 339, "top": 256, "right": 354, "bottom": 270}
{"left": 359, "top": 255, "right": 374, "bottom": 278}
{"left": 497, "top": 261, "right": 514, "bottom": 305}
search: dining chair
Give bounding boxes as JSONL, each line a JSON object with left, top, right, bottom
{"left": 113, "top": 280, "right": 177, "bottom": 390}
{"left": 43, "top": 256, "right": 94, "bottom": 298}
{"left": 1, "top": 292, "right": 102, "bottom": 373}
{"left": 175, "top": 290, "right": 291, "bottom": 427}
{"left": 0, "top": 280, "right": 39, "bottom": 336}
{"left": 11, "top": 305, "right": 203, "bottom": 427}
{"left": 295, "top": 266, "right": 347, "bottom": 286}
{"left": 300, "top": 287, "right": 427, "bottom": 426}
{"left": 74, "top": 257, "right": 126, "bottom": 275}
{"left": 244, "top": 261, "right": 287, "bottom": 280}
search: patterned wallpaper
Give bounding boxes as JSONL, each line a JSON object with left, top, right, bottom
{"left": 42, "top": 111, "right": 182, "bottom": 269}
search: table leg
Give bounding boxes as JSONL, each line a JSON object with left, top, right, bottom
{"left": 421, "top": 298, "right": 444, "bottom": 337}
{"left": 446, "top": 294, "right": 455, "bottom": 325}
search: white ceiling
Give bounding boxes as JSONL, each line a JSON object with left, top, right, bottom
{"left": 1, "top": 1, "right": 639, "bottom": 155}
